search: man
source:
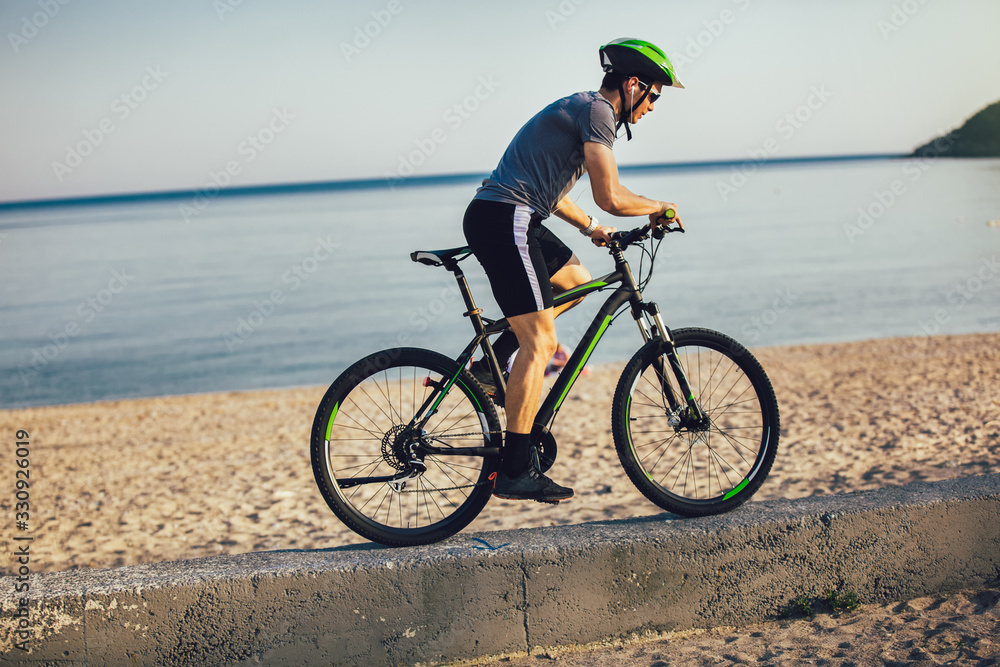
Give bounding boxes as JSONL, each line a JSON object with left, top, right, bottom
{"left": 463, "top": 38, "right": 685, "bottom": 502}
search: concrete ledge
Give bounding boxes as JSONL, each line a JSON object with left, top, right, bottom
{"left": 3, "top": 474, "right": 999, "bottom": 666}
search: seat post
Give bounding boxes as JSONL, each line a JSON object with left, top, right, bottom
{"left": 446, "top": 263, "right": 487, "bottom": 336}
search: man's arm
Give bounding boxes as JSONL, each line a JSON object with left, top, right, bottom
{"left": 551, "top": 194, "right": 617, "bottom": 245}
{"left": 584, "top": 142, "right": 681, "bottom": 227}
{"left": 551, "top": 195, "right": 593, "bottom": 230}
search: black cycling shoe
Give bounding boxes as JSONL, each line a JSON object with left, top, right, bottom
{"left": 491, "top": 467, "right": 574, "bottom": 503}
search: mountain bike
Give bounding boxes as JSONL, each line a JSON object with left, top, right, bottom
{"left": 310, "top": 218, "right": 779, "bottom": 547}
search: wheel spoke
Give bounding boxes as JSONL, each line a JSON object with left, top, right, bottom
{"left": 339, "top": 398, "right": 387, "bottom": 438}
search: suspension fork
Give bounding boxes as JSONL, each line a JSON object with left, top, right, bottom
{"left": 638, "top": 301, "right": 707, "bottom": 422}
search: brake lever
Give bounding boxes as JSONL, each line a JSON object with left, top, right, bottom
{"left": 652, "top": 222, "right": 684, "bottom": 239}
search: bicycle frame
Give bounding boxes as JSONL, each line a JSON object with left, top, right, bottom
{"left": 412, "top": 241, "right": 707, "bottom": 450}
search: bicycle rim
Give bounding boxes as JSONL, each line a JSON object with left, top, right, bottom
{"left": 313, "top": 349, "right": 500, "bottom": 545}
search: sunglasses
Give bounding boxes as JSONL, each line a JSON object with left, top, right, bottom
{"left": 635, "top": 80, "right": 660, "bottom": 103}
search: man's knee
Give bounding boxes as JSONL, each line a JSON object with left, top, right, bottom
{"left": 551, "top": 262, "right": 591, "bottom": 312}
{"left": 552, "top": 259, "right": 591, "bottom": 292}
{"left": 513, "top": 323, "right": 558, "bottom": 361}
{"left": 536, "top": 327, "right": 559, "bottom": 358}
{"left": 571, "top": 263, "right": 592, "bottom": 285}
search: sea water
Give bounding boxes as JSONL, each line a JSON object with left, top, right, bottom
{"left": 1, "top": 158, "right": 998, "bottom": 408}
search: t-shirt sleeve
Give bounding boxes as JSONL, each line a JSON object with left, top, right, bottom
{"left": 581, "top": 99, "right": 617, "bottom": 148}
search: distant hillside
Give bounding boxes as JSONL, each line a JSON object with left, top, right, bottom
{"left": 912, "top": 100, "right": 1000, "bottom": 157}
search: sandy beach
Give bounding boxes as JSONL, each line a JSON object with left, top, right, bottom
{"left": 460, "top": 584, "right": 1000, "bottom": 666}
{"left": 2, "top": 332, "right": 998, "bottom": 662}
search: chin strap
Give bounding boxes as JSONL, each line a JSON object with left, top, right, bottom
{"left": 615, "top": 82, "right": 632, "bottom": 140}
{"left": 615, "top": 80, "right": 652, "bottom": 141}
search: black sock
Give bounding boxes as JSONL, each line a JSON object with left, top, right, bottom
{"left": 502, "top": 431, "right": 531, "bottom": 477}
{"left": 475, "top": 331, "right": 519, "bottom": 374}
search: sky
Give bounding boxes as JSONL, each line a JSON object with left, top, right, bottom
{"left": 2, "top": 0, "right": 999, "bottom": 204}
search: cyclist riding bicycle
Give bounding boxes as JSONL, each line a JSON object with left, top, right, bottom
{"left": 463, "top": 37, "right": 685, "bottom": 503}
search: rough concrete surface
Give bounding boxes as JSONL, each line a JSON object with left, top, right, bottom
{"left": 1, "top": 474, "right": 998, "bottom": 666}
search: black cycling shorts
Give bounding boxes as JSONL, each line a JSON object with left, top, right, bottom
{"left": 463, "top": 198, "right": 574, "bottom": 318}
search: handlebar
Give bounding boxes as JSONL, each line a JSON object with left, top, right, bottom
{"left": 608, "top": 209, "right": 684, "bottom": 250}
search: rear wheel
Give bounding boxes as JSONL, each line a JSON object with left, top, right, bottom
{"left": 311, "top": 348, "right": 501, "bottom": 546}
{"left": 612, "top": 328, "right": 779, "bottom": 517}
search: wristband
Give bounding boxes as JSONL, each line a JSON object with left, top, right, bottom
{"left": 580, "top": 216, "right": 599, "bottom": 236}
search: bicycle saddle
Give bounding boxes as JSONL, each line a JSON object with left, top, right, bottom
{"left": 410, "top": 246, "right": 474, "bottom": 267}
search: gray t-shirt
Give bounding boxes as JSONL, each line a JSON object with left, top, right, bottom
{"left": 474, "top": 91, "right": 617, "bottom": 219}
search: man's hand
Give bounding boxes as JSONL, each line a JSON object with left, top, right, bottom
{"left": 650, "top": 203, "right": 683, "bottom": 231}
{"left": 590, "top": 225, "right": 617, "bottom": 247}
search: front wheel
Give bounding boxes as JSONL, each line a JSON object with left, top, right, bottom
{"left": 311, "top": 348, "right": 502, "bottom": 546}
{"left": 612, "top": 328, "right": 779, "bottom": 517}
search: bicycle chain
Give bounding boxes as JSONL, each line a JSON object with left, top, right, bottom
{"left": 398, "top": 481, "right": 489, "bottom": 493}
{"left": 430, "top": 430, "right": 503, "bottom": 439}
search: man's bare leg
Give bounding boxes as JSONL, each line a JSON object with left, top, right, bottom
{"left": 492, "top": 306, "right": 574, "bottom": 501}
{"left": 505, "top": 308, "right": 558, "bottom": 434}
{"left": 504, "top": 256, "right": 592, "bottom": 427}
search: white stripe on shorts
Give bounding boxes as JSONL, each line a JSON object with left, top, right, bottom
{"left": 512, "top": 204, "right": 545, "bottom": 312}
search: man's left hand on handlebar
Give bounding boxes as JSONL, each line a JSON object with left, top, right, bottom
{"left": 650, "top": 202, "right": 683, "bottom": 232}
{"left": 590, "top": 225, "right": 618, "bottom": 247}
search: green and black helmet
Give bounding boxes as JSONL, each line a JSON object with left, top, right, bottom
{"left": 599, "top": 38, "right": 683, "bottom": 139}
{"left": 599, "top": 37, "right": 684, "bottom": 89}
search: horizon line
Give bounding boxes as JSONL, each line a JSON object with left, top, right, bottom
{"left": 0, "top": 152, "right": 909, "bottom": 212}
